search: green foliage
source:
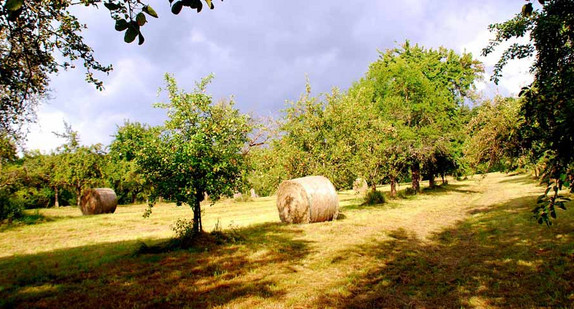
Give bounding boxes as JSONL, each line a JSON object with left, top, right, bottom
{"left": 108, "top": 121, "right": 152, "bottom": 204}
{"left": 0, "top": 2, "right": 112, "bottom": 136}
{"left": 364, "top": 190, "right": 386, "bottom": 205}
{"left": 171, "top": 217, "right": 197, "bottom": 247}
{"left": 135, "top": 74, "right": 252, "bottom": 233}
{"left": 484, "top": 0, "right": 574, "bottom": 223}
{"left": 246, "top": 146, "right": 284, "bottom": 196}
{"left": 357, "top": 41, "right": 483, "bottom": 194}
{"left": 464, "top": 96, "right": 525, "bottom": 173}
{"left": 1, "top": 0, "right": 221, "bottom": 137}
{"left": 258, "top": 43, "right": 482, "bottom": 197}
{"left": 265, "top": 81, "right": 356, "bottom": 190}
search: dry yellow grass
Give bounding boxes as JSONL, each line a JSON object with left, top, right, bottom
{"left": 1, "top": 173, "right": 573, "bottom": 308}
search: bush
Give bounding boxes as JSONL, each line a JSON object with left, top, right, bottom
{"left": 171, "top": 218, "right": 197, "bottom": 246}
{"left": 364, "top": 190, "right": 386, "bottom": 205}
{"left": 0, "top": 189, "right": 23, "bottom": 221}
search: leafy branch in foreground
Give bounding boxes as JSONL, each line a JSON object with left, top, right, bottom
{"left": 0, "top": 0, "right": 221, "bottom": 137}
{"left": 483, "top": 0, "right": 574, "bottom": 224}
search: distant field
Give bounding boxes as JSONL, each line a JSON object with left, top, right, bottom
{"left": 1, "top": 173, "right": 573, "bottom": 308}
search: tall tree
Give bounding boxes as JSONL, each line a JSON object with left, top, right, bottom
{"left": 135, "top": 74, "right": 251, "bottom": 234}
{"left": 484, "top": 0, "right": 574, "bottom": 225}
{"left": 108, "top": 121, "right": 151, "bottom": 204}
{"left": 52, "top": 123, "right": 106, "bottom": 206}
{"left": 364, "top": 42, "right": 483, "bottom": 193}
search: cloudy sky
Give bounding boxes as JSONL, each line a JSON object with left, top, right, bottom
{"left": 25, "top": 0, "right": 536, "bottom": 152}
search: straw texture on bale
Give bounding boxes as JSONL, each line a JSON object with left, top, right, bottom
{"left": 276, "top": 176, "right": 339, "bottom": 224}
{"left": 80, "top": 188, "right": 118, "bottom": 215}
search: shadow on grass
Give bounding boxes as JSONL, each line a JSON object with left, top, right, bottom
{"left": 316, "top": 195, "right": 574, "bottom": 308}
{"left": 0, "top": 222, "right": 311, "bottom": 308}
{"left": 343, "top": 183, "right": 476, "bottom": 211}
{"left": 0, "top": 212, "right": 77, "bottom": 233}
{"left": 499, "top": 173, "right": 539, "bottom": 185}
{"left": 422, "top": 183, "right": 477, "bottom": 195}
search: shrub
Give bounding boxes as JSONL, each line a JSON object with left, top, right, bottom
{"left": 171, "top": 218, "right": 197, "bottom": 247}
{"left": 0, "top": 189, "right": 23, "bottom": 221}
{"left": 364, "top": 190, "right": 386, "bottom": 205}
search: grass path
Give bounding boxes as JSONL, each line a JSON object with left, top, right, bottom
{"left": 1, "top": 173, "right": 573, "bottom": 308}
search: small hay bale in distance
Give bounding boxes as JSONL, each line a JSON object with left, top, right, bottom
{"left": 276, "top": 176, "right": 339, "bottom": 224}
{"left": 353, "top": 177, "right": 368, "bottom": 194}
{"left": 80, "top": 188, "right": 118, "bottom": 215}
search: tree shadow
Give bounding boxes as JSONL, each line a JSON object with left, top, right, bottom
{"left": 0, "top": 222, "right": 311, "bottom": 308}
{"left": 499, "top": 173, "right": 539, "bottom": 185}
{"left": 422, "top": 183, "right": 478, "bottom": 195}
{"left": 0, "top": 213, "right": 78, "bottom": 232}
{"left": 315, "top": 195, "right": 574, "bottom": 308}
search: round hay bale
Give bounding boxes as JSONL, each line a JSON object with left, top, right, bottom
{"left": 276, "top": 176, "right": 339, "bottom": 224}
{"left": 80, "top": 188, "right": 118, "bottom": 215}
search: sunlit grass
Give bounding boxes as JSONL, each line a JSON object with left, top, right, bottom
{"left": 1, "top": 173, "right": 573, "bottom": 308}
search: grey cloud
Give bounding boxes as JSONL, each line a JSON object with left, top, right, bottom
{"left": 29, "top": 0, "right": 526, "bottom": 151}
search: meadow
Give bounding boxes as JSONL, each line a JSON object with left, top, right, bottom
{"left": 1, "top": 172, "right": 573, "bottom": 308}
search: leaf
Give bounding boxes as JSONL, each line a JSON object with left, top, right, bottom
{"left": 136, "top": 13, "right": 147, "bottom": 26}
{"left": 538, "top": 0, "right": 545, "bottom": 5}
{"left": 143, "top": 5, "right": 159, "bottom": 18}
{"left": 522, "top": 3, "right": 533, "bottom": 16}
{"left": 104, "top": 2, "right": 120, "bottom": 11}
{"left": 124, "top": 27, "right": 138, "bottom": 44}
{"left": 4, "top": 0, "right": 23, "bottom": 11}
{"left": 138, "top": 33, "right": 145, "bottom": 45}
{"left": 7, "top": 8, "right": 22, "bottom": 21}
{"left": 172, "top": 1, "right": 184, "bottom": 14}
{"left": 115, "top": 19, "right": 129, "bottom": 31}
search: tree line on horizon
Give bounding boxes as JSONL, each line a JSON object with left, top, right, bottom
{"left": 1, "top": 0, "right": 572, "bottom": 228}
{"left": 1, "top": 42, "right": 526, "bottom": 224}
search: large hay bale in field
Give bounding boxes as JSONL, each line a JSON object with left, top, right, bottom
{"left": 276, "top": 176, "right": 339, "bottom": 224}
{"left": 80, "top": 188, "right": 118, "bottom": 215}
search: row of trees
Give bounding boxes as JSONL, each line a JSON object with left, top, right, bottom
{"left": 1, "top": 11, "right": 570, "bottom": 226}
{"left": 251, "top": 42, "right": 484, "bottom": 197}
{"left": 0, "top": 42, "right": 535, "bottom": 222}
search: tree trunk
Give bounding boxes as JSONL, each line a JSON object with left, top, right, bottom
{"left": 441, "top": 173, "right": 448, "bottom": 185}
{"left": 411, "top": 162, "right": 421, "bottom": 193}
{"left": 54, "top": 187, "right": 60, "bottom": 207}
{"left": 428, "top": 172, "right": 436, "bottom": 188}
{"left": 193, "top": 201, "right": 202, "bottom": 234}
{"left": 76, "top": 187, "right": 81, "bottom": 207}
{"left": 390, "top": 176, "right": 397, "bottom": 198}
{"left": 192, "top": 191, "right": 205, "bottom": 234}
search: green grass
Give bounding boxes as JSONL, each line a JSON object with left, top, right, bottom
{"left": 1, "top": 173, "right": 573, "bottom": 308}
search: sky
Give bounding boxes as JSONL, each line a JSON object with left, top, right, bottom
{"left": 25, "top": 0, "right": 537, "bottom": 152}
